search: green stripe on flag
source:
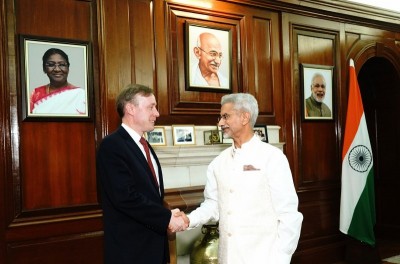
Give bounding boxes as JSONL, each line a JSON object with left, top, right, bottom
{"left": 347, "top": 168, "right": 376, "bottom": 246}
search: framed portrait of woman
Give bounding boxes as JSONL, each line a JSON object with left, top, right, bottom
{"left": 19, "top": 35, "right": 92, "bottom": 121}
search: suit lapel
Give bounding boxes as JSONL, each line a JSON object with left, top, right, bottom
{"left": 117, "top": 127, "right": 161, "bottom": 195}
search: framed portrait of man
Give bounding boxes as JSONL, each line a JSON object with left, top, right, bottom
{"left": 301, "top": 63, "right": 334, "bottom": 120}
{"left": 185, "top": 22, "right": 231, "bottom": 93}
{"left": 19, "top": 35, "right": 92, "bottom": 121}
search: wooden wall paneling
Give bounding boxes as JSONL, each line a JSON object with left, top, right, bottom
{"left": 99, "top": 0, "right": 134, "bottom": 132}
{"left": 99, "top": 0, "right": 156, "bottom": 132}
{"left": 6, "top": 0, "right": 20, "bottom": 226}
{"left": 16, "top": 0, "right": 91, "bottom": 40}
{"left": 20, "top": 123, "right": 97, "bottom": 210}
{"left": 267, "top": 0, "right": 400, "bottom": 26}
{"left": 153, "top": 0, "right": 169, "bottom": 121}
{"left": 297, "top": 187, "right": 341, "bottom": 239}
{"left": 1, "top": 0, "right": 10, "bottom": 261}
{"left": 280, "top": 12, "right": 298, "bottom": 171}
{"left": 292, "top": 239, "right": 345, "bottom": 264}
{"left": 2, "top": 0, "right": 104, "bottom": 262}
{"left": 6, "top": 215, "right": 102, "bottom": 243}
{"left": 293, "top": 27, "right": 341, "bottom": 187}
{"left": 15, "top": 0, "right": 98, "bottom": 216}
{"left": 7, "top": 232, "right": 103, "bottom": 264}
{"left": 251, "top": 17, "right": 273, "bottom": 113}
{"left": 128, "top": 0, "right": 155, "bottom": 90}
{"left": 251, "top": 11, "right": 282, "bottom": 126}
{"left": 283, "top": 13, "right": 345, "bottom": 261}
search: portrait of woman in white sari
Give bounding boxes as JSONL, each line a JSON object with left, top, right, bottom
{"left": 29, "top": 48, "right": 87, "bottom": 115}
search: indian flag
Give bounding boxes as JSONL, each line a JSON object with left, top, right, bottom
{"left": 339, "top": 59, "right": 376, "bottom": 246}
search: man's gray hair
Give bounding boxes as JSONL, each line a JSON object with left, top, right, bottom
{"left": 311, "top": 72, "right": 326, "bottom": 85}
{"left": 221, "top": 93, "right": 259, "bottom": 127}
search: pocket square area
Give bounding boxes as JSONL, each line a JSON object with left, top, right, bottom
{"left": 243, "top": 165, "right": 260, "bottom": 171}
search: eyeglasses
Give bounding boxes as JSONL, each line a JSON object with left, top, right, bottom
{"left": 197, "top": 47, "right": 223, "bottom": 59}
{"left": 45, "top": 62, "right": 69, "bottom": 70}
{"left": 312, "top": 83, "right": 326, "bottom": 89}
{"left": 217, "top": 113, "right": 231, "bottom": 122}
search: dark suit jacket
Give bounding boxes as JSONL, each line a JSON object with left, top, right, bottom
{"left": 97, "top": 126, "right": 171, "bottom": 264}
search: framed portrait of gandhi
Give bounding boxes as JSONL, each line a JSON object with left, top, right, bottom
{"left": 19, "top": 35, "right": 92, "bottom": 121}
{"left": 301, "top": 63, "right": 334, "bottom": 120}
{"left": 185, "top": 22, "right": 232, "bottom": 93}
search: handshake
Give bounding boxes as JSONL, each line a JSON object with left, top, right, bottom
{"left": 168, "top": 209, "right": 189, "bottom": 233}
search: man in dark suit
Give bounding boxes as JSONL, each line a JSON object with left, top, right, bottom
{"left": 97, "top": 84, "right": 186, "bottom": 264}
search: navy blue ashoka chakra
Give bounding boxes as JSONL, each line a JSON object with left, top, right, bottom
{"left": 348, "top": 145, "right": 372, "bottom": 173}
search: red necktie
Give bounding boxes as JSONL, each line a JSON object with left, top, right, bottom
{"left": 139, "top": 137, "right": 159, "bottom": 188}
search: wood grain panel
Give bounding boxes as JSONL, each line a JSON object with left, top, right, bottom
{"left": 16, "top": 0, "right": 91, "bottom": 40}
{"left": 6, "top": 215, "right": 102, "bottom": 241}
{"left": 7, "top": 232, "right": 103, "bottom": 264}
{"left": 99, "top": 0, "right": 133, "bottom": 133}
{"left": 14, "top": 0, "right": 98, "bottom": 216}
{"left": 1, "top": 3, "right": 11, "bottom": 263}
{"left": 298, "top": 34, "right": 334, "bottom": 64}
{"left": 293, "top": 187, "right": 344, "bottom": 263}
{"left": 298, "top": 187, "right": 341, "bottom": 239}
{"left": 98, "top": 0, "right": 155, "bottom": 131}
{"left": 299, "top": 122, "right": 339, "bottom": 184}
{"left": 295, "top": 29, "right": 340, "bottom": 186}
{"left": 282, "top": 16, "right": 346, "bottom": 262}
{"left": 20, "top": 122, "right": 97, "bottom": 210}
{"left": 128, "top": 0, "right": 154, "bottom": 88}
{"left": 244, "top": 10, "right": 282, "bottom": 127}
{"left": 252, "top": 17, "right": 274, "bottom": 115}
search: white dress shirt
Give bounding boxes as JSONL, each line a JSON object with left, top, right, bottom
{"left": 121, "top": 123, "right": 160, "bottom": 192}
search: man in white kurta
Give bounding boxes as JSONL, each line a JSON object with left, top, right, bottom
{"left": 183, "top": 93, "right": 303, "bottom": 264}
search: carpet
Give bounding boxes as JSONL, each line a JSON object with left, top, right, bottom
{"left": 383, "top": 255, "right": 400, "bottom": 264}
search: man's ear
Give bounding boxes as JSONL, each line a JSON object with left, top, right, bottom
{"left": 193, "top": 47, "right": 201, "bottom": 59}
{"left": 242, "top": 112, "right": 251, "bottom": 125}
{"left": 125, "top": 103, "right": 135, "bottom": 116}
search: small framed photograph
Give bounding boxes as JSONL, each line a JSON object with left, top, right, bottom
{"left": 204, "top": 130, "right": 223, "bottom": 145}
{"left": 172, "top": 125, "right": 196, "bottom": 146}
{"left": 19, "top": 35, "right": 92, "bottom": 121}
{"left": 144, "top": 126, "right": 166, "bottom": 146}
{"left": 185, "top": 22, "right": 232, "bottom": 93}
{"left": 301, "top": 63, "right": 334, "bottom": 120}
{"left": 254, "top": 124, "right": 268, "bottom": 143}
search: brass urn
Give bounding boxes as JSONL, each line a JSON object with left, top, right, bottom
{"left": 190, "top": 222, "right": 219, "bottom": 264}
